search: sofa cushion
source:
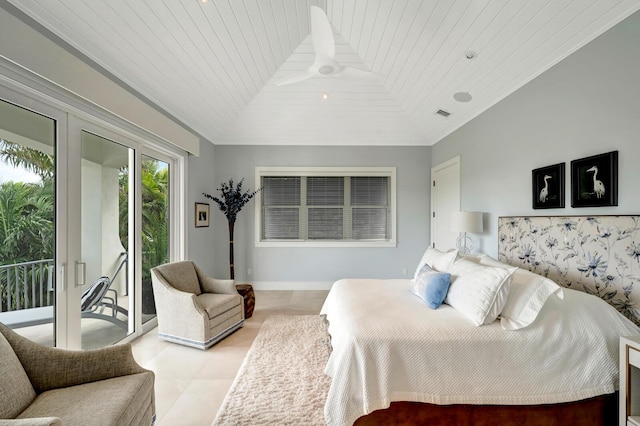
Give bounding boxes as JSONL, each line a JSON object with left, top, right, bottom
{"left": 0, "top": 330, "right": 36, "bottom": 418}
{"left": 16, "top": 372, "right": 154, "bottom": 426}
{"left": 155, "top": 261, "right": 201, "bottom": 295}
{"left": 196, "top": 293, "right": 242, "bottom": 319}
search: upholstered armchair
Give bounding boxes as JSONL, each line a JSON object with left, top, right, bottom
{"left": 0, "top": 322, "right": 155, "bottom": 425}
{"left": 150, "top": 261, "right": 244, "bottom": 350}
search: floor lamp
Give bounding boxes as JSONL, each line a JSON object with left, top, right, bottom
{"left": 450, "top": 211, "right": 483, "bottom": 254}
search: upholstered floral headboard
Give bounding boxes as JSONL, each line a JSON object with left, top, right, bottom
{"left": 498, "top": 215, "right": 640, "bottom": 325}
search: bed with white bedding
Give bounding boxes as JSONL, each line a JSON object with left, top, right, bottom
{"left": 320, "top": 260, "right": 639, "bottom": 425}
{"left": 320, "top": 215, "right": 640, "bottom": 425}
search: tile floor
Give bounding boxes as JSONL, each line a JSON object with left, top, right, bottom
{"left": 130, "top": 290, "right": 329, "bottom": 426}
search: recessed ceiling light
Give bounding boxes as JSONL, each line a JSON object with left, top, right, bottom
{"left": 453, "top": 92, "right": 472, "bottom": 102}
{"left": 465, "top": 51, "right": 477, "bottom": 60}
{"left": 322, "top": 92, "right": 329, "bottom": 100}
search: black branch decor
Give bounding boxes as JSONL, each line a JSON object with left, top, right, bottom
{"left": 203, "top": 178, "right": 261, "bottom": 280}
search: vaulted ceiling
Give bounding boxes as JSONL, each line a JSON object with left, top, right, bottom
{"left": 8, "top": 0, "right": 640, "bottom": 146}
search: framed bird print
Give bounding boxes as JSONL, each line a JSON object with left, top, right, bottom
{"left": 532, "top": 163, "right": 565, "bottom": 209}
{"left": 571, "top": 151, "right": 618, "bottom": 207}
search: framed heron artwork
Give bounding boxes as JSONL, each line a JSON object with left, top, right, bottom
{"left": 571, "top": 150, "right": 618, "bottom": 207}
{"left": 532, "top": 162, "right": 565, "bottom": 209}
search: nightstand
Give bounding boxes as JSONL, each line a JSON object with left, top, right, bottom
{"left": 620, "top": 336, "right": 640, "bottom": 426}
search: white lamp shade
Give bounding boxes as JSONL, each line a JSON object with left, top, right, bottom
{"left": 450, "top": 211, "right": 483, "bottom": 233}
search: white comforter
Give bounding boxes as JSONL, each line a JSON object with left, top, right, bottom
{"left": 320, "top": 278, "right": 639, "bottom": 426}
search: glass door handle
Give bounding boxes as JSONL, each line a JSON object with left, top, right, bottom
{"left": 58, "top": 263, "right": 66, "bottom": 292}
{"left": 76, "top": 261, "right": 86, "bottom": 287}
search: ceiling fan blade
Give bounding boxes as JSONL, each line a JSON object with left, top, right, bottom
{"left": 310, "top": 6, "right": 335, "bottom": 59}
{"left": 338, "top": 66, "right": 383, "bottom": 81}
{"left": 275, "top": 70, "right": 314, "bottom": 86}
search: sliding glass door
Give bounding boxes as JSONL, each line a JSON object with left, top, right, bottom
{"left": 140, "top": 154, "right": 170, "bottom": 325}
{"left": 69, "top": 119, "right": 174, "bottom": 348}
{"left": 79, "top": 130, "right": 134, "bottom": 349}
{"left": 0, "top": 83, "right": 182, "bottom": 349}
{"left": 0, "top": 98, "right": 57, "bottom": 346}
{"left": 68, "top": 119, "right": 176, "bottom": 348}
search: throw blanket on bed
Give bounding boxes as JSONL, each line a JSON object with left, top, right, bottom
{"left": 320, "top": 278, "right": 639, "bottom": 426}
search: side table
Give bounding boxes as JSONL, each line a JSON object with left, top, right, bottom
{"left": 236, "top": 284, "right": 255, "bottom": 319}
{"left": 621, "top": 335, "right": 640, "bottom": 425}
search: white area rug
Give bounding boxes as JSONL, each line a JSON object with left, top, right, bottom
{"left": 212, "top": 315, "right": 332, "bottom": 426}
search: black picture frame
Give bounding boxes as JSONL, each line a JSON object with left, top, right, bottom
{"left": 571, "top": 151, "right": 618, "bottom": 207}
{"left": 195, "top": 202, "right": 210, "bottom": 227}
{"left": 532, "top": 162, "right": 565, "bottom": 209}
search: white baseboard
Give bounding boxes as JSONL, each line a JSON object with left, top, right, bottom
{"left": 249, "top": 281, "right": 334, "bottom": 291}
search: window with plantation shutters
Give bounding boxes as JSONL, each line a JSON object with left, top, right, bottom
{"left": 255, "top": 167, "right": 396, "bottom": 247}
{"left": 351, "top": 177, "right": 389, "bottom": 240}
{"left": 262, "top": 177, "right": 300, "bottom": 240}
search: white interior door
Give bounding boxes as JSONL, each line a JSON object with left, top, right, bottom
{"left": 430, "top": 156, "right": 460, "bottom": 250}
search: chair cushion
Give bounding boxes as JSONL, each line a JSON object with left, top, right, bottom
{"left": 155, "top": 261, "right": 201, "bottom": 295}
{"left": 196, "top": 293, "right": 242, "bottom": 319}
{"left": 80, "top": 276, "right": 111, "bottom": 312}
{"left": 16, "top": 372, "right": 154, "bottom": 425}
{"left": 0, "top": 330, "right": 36, "bottom": 418}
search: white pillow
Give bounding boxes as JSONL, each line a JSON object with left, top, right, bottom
{"left": 500, "top": 268, "right": 564, "bottom": 330}
{"left": 445, "top": 258, "right": 515, "bottom": 326}
{"left": 414, "top": 247, "right": 458, "bottom": 279}
{"left": 473, "top": 254, "right": 564, "bottom": 330}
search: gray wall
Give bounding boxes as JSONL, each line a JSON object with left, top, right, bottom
{"left": 210, "top": 145, "right": 431, "bottom": 286}
{"left": 187, "top": 139, "right": 217, "bottom": 274}
{"left": 432, "top": 10, "right": 640, "bottom": 257}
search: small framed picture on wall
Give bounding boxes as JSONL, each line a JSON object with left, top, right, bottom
{"left": 571, "top": 151, "right": 618, "bottom": 208}
{"left": 532, "top": 162, "right": 565, "bottom": 209}
{"left": 195, "top": 202, "right": 210, "bottom": 227}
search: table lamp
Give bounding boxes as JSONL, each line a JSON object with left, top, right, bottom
{"left": 450, "top": 211, "right": 483, "bottom": 254}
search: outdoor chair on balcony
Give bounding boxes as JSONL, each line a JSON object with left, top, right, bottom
{"left": 0, "top": 322, "right": 155, "bottom": 425}
{"left": 80, "top": 253, "right": 129, "bottom": 329}
{"left": 81, "top": 277, "right": 128, "bottom": 329}
{"left": 150, "top": 261, "right": 244, "bottom": 350}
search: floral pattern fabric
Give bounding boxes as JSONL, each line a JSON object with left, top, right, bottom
{"left": 498, "top": 216, "right": 640, "bottom": 325}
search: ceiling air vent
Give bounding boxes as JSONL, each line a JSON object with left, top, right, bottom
{"left": 435, "top": 109, "right": 451, "bottom": 118}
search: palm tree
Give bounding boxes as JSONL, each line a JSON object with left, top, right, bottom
{"left": 0, "top": 138, "right": 53, "bottom": 180}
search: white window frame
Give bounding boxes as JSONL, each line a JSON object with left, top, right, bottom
{"left": 255, "top": 166, "right": 397, "bottom": 248}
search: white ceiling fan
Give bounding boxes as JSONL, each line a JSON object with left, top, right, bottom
{"left": 275, "top": 5, "right": 380, "bottom": 86}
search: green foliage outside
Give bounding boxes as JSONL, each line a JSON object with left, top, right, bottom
{"left": 119, "top": 159, "right": 169, "bottom": 284}
{"left": 0, "top": 140, "right": 54, "bottom": 310}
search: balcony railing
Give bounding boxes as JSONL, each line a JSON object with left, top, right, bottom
{"left": 0, "top": 259, "right": 54, "bottom": 313}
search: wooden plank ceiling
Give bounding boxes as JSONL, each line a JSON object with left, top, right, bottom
{"left": 8, "top": 0, "right": 640, "bottom": 146}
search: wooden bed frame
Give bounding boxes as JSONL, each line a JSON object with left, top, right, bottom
{"left": 354, "top": 393, "right": 617, "bottom": 425}
{"left": 353, "top": 214, "right": 639, "bottom": 426}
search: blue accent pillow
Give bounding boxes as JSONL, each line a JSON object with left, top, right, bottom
{"left": 412, "top": 264, "right": 451, "bottom": 309}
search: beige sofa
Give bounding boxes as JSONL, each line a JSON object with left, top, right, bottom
{"left": 151, "top": 261, "right": 244, "bottom": 350}
{"left": 0, "top": 322, "right": 155, "bottom": 425}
